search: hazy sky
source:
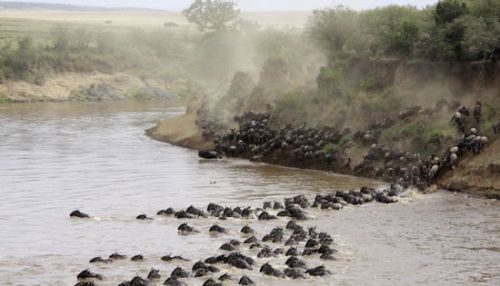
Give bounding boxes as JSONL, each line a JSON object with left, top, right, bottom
{"left": 4, "top": 0, "right": 439, "bottom": 11}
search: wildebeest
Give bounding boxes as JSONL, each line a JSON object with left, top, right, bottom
{"left": 198, "top": 150, "right": 219, "bottom": 159}
{"left": 70, "top": 210, "right": 89, "bottom": 218}
{"left": 473, "top": 101, "right": 482, "bottom": 124}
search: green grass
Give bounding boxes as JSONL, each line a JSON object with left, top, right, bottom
{"left": 379, "top": 119, "right": 456, "bottom": 156}
{"left": 323, "top": 143, "right": 340, "bottom": 154}
{"left": 484, "top": 190, "right": 500, "bottom": 200}
{"left": 0, "top": 16, "right": 198, "bottom": 86}
{"left": 322, "top": 133, "right": 352, "bottom": 154}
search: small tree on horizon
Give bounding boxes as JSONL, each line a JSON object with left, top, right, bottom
{"left": 183, "top": 0, "right": 240, "bottom": 32}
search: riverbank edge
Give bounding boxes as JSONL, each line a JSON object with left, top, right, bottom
{"left": 436, "top": 139, "right": 500, "bottom": 200}
{"left": 146, "top": 106, "right": 500, "bottom": 200}
{"left": 145, "top": 98, "right": 214, "bottom": 150}
{"left": 0, "top": 72, "right": 180, "bottom": 103}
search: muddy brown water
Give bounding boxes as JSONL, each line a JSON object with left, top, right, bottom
{"left": 0, "top": 101, "right": 498, "bottom": 286}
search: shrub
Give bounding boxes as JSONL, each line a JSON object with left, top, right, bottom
{"left": 273, "top": 91, "right": 308, "bottom": 126}
{"left": 357, "top": 90, "right": 402, "bottom": 122}
{"left": 164, "top": 22, "right": 179, "bottom": 27}
{"left": 316, "top": 66, "right": 344, "bottom": 96}
{"left": 323, "top": 143, "right": 340, "bottom": 154}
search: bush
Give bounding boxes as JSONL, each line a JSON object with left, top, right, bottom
{"left": 273, "top": 91, "right": 308, "bottom": 126}
{"left": 0, "top": 36, "right": 38, "bottom": 79}
{"left": 379, "top": 119, "right": 455, "bottom": 156}
{"left": 34, "top": 74, "right": 46, "bottom": 86}
{"left": 356, "top": 73, "right": 378, "bottom": 91}
{"left": 164, "top": 22, "right": 179, "bottom": 27}
{"left": 322, "top": 135, "right": 351, "bottom": 154}
{"left": 323, "top": 143, "right": 340, "bottom": 154}
{"left": 357, "top": 90, "right": 402, "bottom": 122}
{"left": 316, "top": 66, "right": 344, "bottom": 96}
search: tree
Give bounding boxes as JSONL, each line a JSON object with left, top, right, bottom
{"left": 466, "top": 0, "right": 500, "bottom": 19}
{"left": 360, "top": 5, "right": 422, "bottom": 57}
{"left": 461, "top": 15, "right": 500, "bottom": 60}
{"left": 431, "top": 0, "right": 470, "bottom": 60}
{"left": 434, "top": 0, "right": 468, "bottom": 24}
{"left": 462, "top": 0, "right": 500, "bottom": 60}
{"left": 183, "top": 0, "right": 240, "bottom": 32}
{"left": 392, "top": 20, "right": 419, "bottom": 56}
{"left": 308, "top": 6, "right": 358, "bottom": 61}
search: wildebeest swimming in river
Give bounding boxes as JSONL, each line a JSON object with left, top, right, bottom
{"left": 238, "top": 275, "right": 254, "bottom": 285}
{"left": 198, "top": 150, "right": 219, "bottom": 159}
{"left": 73, "top": 185, "right": 418, "bottom": 284}
{"left": 70, "top": 210, "right": 90, "bottom": 218}
{"left": 74, "top": 282, "right": 97, "bottom": 286}
{"left": 76, "top": 269, "right": 103, "bottom": 281}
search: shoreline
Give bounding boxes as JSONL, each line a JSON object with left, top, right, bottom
{"left": 145, "top": 98, "right": 214, "bottom": 151}
{"left": 0, "top": 72, "right": 180, "bottom": 103}
{"left": 146, "top": 107, "right": 500, "bottom": 200}
{"left": 436, "top": 139, "right": 500, "bottom": 199}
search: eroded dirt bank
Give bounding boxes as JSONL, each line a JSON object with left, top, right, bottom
{"left": 0, "top": 72, "right": 177, "bottom": 103}
{"left": 146, "top": 99, "right": 214, "bottom": 150}
{"left": 437, "top": 139, "right": 500, "bottom": 199}
{"left": 147, "top": 104, "right": 499, "bottom": 199}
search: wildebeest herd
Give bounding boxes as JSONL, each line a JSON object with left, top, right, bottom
{"left": 71, "top": 98, "right": 496, "bottom": 285}
{"left": 71, "top": 184, "right": 407, "bottom": 285}
{"left": 198, "top": 99, "right": 494, "bottom": 191}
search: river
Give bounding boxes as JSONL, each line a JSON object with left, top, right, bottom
{"left": 0, "top": 101, "right": 498, "bottom": 286}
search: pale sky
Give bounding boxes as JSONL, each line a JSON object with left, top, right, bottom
{"left": 2, "top": 0, "right": 439, "bottom": 11}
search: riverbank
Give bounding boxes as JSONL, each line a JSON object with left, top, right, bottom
{"left": 146, "top": 103, "right": 356, "bottom": 174}
{"left": 437, "top": 139, "right": 500, "bottom": 199}
{"left": 145, "top": 99, "right": 214, "bottom": 150}
{"left": 0, "top": 72, "right": 180, "bottom": 103}
{"left": 147, "top": 106, "right": 500, "bottom": 199}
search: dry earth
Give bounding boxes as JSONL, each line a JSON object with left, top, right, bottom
{"left": 438, "top": 138, "right": 500, "bottom": 199}
{"left": 0, "top": 72, "right": 155, "bottom": 102}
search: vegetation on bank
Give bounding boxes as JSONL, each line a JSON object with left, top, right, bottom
{"left": 0, "top": 9, "right": 317, "bottom": 102}
{"left": 309, "top": 0, "right": 500, "bottom": 62}
{"left": 0, "top": 19, "right": 198, "bottom": 90}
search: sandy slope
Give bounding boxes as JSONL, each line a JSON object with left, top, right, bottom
{"left": 145, "top": 99, "right": 214, "bottom": 150}
{"left": 438, "top": 138, "right": 500, "bottom": 199}
{"left": 0, "top": 72, "right": 150, "bottom": 102}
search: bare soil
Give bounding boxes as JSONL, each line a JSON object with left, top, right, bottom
{"left": 145, "top": 99, "right": 214, "bottom": 150}
{"left": 437, "top": 138, "right": 500, "bottom": 199}
{"left": 0, "top": 72, "right": 149, "bottom": 102}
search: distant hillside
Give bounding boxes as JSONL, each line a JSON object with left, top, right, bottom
{"left": 0, "top": 1, "right": 160, "bottom": 11}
